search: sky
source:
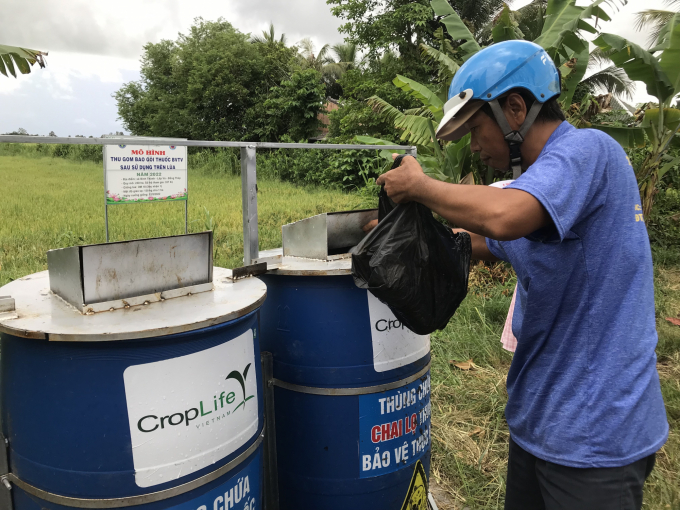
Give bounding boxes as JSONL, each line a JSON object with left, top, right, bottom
{"left": 0, "top": 0, "right": 671, "bottom": 137}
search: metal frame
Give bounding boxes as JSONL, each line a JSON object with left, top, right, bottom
{"left": 0, "top": 429, "right": 265, "bottom": 509}
{"left": 271, "top": 363, "right": 430, "bottom": 396}
{"left": 0, "top": 135, "right": 416, "bottom": 264}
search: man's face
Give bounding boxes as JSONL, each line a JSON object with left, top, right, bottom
{"left": 464, "top": 108, "right": 510, "bottom": 171}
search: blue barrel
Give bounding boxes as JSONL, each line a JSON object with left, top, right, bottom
{"left": 260, "top": 273, "right": 432, "bottom": 509}
{"left": 0, "top": 269, "right": 266, "bottom": 510}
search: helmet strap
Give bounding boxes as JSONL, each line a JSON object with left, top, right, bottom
{"left": 487, "top": 99, "right": 544, "bottom": 179}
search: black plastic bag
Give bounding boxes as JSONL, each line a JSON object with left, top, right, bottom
{"left": 351, "top": 156, "right": 472, "bottom": 335}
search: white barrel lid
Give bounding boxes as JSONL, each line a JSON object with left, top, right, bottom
{"left": 255, "top": 248, "right": 352, "bottom": 276}
{"left": 0, "top": 267, "right": 267, "bottom": 342}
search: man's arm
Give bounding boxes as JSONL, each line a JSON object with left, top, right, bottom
{"left": 452, "top": 228, "right": 499, "bottom": 261}
{"left": 376, "top": 156, "right": 552, "bottom": 241}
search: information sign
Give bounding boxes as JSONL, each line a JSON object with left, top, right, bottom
{"left": 104, "top": 144, "right": 187, "bottom": 204}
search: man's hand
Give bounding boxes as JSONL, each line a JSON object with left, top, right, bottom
{"left": 362, "top": 219, "right": 378, "bottom": 233}
{"left": 375, "top": 154, "right": 428, "bottom": 203}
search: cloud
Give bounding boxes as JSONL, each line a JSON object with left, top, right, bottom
{"left": 74, "top": 117, "right": 95, "bottom": 126}
{"left": 1, "top": 0, "right": 343, "bottom": 59}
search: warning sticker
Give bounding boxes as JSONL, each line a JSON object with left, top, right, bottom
{"left": 358, "top": 372, "right": 431, "bottom": 478}
{"left": 400, "top": 460, "right": 429, "bottom": 510}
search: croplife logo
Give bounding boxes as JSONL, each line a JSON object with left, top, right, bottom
{"left": 136, "top": 363, "right": 254, "bottom": 433}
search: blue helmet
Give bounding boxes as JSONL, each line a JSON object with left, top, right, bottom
{"left": 435, "top": 41, "right": 560, "bottom": 176}
{"left": 436, "top": 40, "right": 560, "bottom": 141}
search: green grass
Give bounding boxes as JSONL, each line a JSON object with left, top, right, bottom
{"left": 1, "top": 153, "right": 679, "bottom": 509}
{"left": 0, "top": 155, "right": 363, "bottom": 285}
{"left": 429, "top": 263, "right": 680, "bottom": 509}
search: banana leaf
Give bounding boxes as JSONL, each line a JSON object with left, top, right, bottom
{"left": 657, "top": 13, "right": 680, "bottom": 98}
{"left": 492, "top": 5, "right": 525, "bottom": 43}
{"left": 560, "top": 47, "right": 590, "bottom": 107}
{"left": 658, "top": 155, "right": 680, "bottom": 180}
{"left": 420, "top": 43, "right": 460, "bottom": 81}
{"left": 354, "top": 136, "right": 406, "bottom": 163}
{"left": 534, "top": 0, "right": 615, "bottom": 62}
{"left": 642, "top": 108, "right": 680, "bottom": 133}
{"left": 394, "top": 114, "right": 438, "bottom": 146}
{"left": 430, "top": 0, "right": 481, "bottom": 60}
{"left": 591, "top": 124, "right": 646, "bottom": 148}
{"left": 0, "top": 44, "right": 47, "bottom": 78}
{"left": 367, "top": 96, "right": 406, "bottom": 125}
{"left": 593, "top": 33, "right": 675, "bottom": 103}
{"left": 393, "top": 75, "right": 444, "bottom": 118}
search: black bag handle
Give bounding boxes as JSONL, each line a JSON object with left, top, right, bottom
{"left": 378, "top": 153, "right": 410, "bottom": 221}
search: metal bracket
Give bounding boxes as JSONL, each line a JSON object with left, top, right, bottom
{"left": 229, "top": 263, "right": 268, "bottom": 282}
{"left": 0, "top": 434, "right": 12, "bottom": 510}
{"left": 0, "top": 297, "right": 16, "bottom": 321}
{"left": 271, "top": 363, "right": 431, "bottom": 396}
{"left": 260, "top": 352, "right": 279, "bottom": 510}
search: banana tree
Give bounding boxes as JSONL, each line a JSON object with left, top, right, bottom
{"left": 592, "top": 13, "right": 680, "bottom": 217}
{"left": 0, "top": 44, "right": 47, "bottom": 78}
{"left": 357, "top": 0, "right": 626, "bottom": 183}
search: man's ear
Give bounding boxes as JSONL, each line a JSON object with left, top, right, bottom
{"left": 504, "top": 93, "right": 527, "bottom": 129}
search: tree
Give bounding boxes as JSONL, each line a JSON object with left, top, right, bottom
{"left": 0, "top": 44, "right": 47, "bottom": 78}
{"left": 327, "top": 0, "right": 507, "bottom": 72}
{"left": 592, "top": 13, "right": 680, "bottom": 217}
{"left": 253, "top": 69, "right": 326, "bottom": 142}
{"left": 114, "top": 18, "right": 301, "bottom": 142}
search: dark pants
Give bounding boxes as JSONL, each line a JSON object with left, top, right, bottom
{"left": 504, "top": 437, "right": 656, "bottom": 510}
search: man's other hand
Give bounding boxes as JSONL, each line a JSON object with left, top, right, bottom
{"left": 375, "top": 154, "right": 427, "bottom": 203}
{"left": 362, "top": 219, "right": 379, "bottom": 233}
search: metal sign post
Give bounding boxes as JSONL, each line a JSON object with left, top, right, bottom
{"left": 102, "top": 136, "right": 188, "bottom": 242}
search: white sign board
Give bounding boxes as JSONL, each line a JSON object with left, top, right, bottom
{"left": 104, "top": 144, "right": 187, "bottom": 204}
{"left": 366, "top": 292, "right": 430, "bottom": 373}
{"left": 123, "top": 329, "right": 259, "bottom": 488}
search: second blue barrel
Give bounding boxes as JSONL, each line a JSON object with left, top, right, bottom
{"left": 260, "top": 269, "right": 432, "bottom": 509}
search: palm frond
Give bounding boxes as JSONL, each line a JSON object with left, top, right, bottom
{"left": 251, "top": 23, "right": 286, "bottom": 45}
{"left": 581, "top": 65, "right": 636, "bottom": 100}
{"left": 634, "top": 9, "right": 676, "bottom": 47}
{"left": 331, "top": 43, "right": 359, "bottom": 67}
{"left": 515, "top": 0, "right": 548, "bottom": 41}
{"left": 587, "top": 47, "right": 614, "bottom": 70}
{"left": 297, "top": 37, "right": 315, "bottom": 59}
{"left": 316, "top": 44, "right": 333, "bottom": 65}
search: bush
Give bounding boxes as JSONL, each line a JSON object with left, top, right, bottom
{"left": 255, "top": 137, "right": 388, "bottom": 189}
{"left": 648, "top": 187, "right": 680, "bottom": 256}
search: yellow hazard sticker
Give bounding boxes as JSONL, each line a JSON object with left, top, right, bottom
{"left": 400, "top": 459, "right": 429, "bottom": 510}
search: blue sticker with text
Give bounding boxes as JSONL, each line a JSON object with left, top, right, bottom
{"left": 167, "top": 448, "right": 261, "bottom": 510}
{"left": 359, "top": 371, "right": 431, "bottom": 478}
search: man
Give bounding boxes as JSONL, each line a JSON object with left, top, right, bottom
{"left": 375, "top": 40, "right": 668, "bottom": 510}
